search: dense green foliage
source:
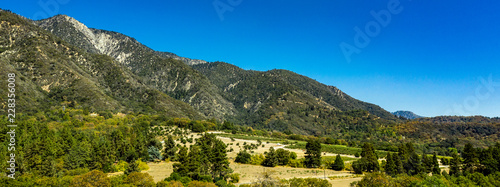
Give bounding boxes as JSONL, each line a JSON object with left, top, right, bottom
{"left": 172, "top": 133, "right": 232, "bottom": 182}
{"left": 304, "top": 139, "right": 322, "bottom": 168}
{"left": 0, "top": 10, "right": 204, "bottom": 118}
{"left": 235, "top": 150, "right": 252, "bottom": 164}
{"left": 331, "top": 154, "right": 345, "bottom": 171}
{"left": 354, "top": 143, "right": 500, "bottom": 186}
{"left": 352, "top": 143, "right": 380, "bottom": 174}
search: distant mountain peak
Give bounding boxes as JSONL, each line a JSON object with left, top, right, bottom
{"left": 392, "top": 110, "right": 423, "bottom": 119}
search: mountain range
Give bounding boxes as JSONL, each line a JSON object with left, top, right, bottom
{"left": 0, "top": 10, "right": 397, "bottom": 135}
{"left": 392, "top": 110, "right": 423, "bottom": 119}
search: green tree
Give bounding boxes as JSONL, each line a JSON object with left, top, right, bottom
{"left": 432, "top": 153, "right": 441, "bottom": 175}
{"left": 163, "top": 135, "right": 178, "bottom": 160}
{"left": 148, "top": 146, "right": 163, "bottom": 161}
{"left": 276, "top": 148, "right": 291, "bottom": 166}
{"left": 124, "top": 159, "right": 140, "bottom": 175}
{"left": 384, "top": 153, "right": 396, "bottom": 176}
{"left": 393, "top": 153, "right": 404, "bottom": 174}
{"left": 211, "top": 139, "right": 231, "bottom": 180}
{"left": 235, "top": 150, "right": 252, "bottom": 164}
{"left": 407, "top": 152, "right": 423, "bottom": 175}
{"left": 71, "top": 170, "right": 111, "bottom": 187}
{"left": 449, "top": 152, "right": 461, "bottom": 176}
{"left": 361, "top": 143, "right": 379, "bottom": 172}
{"left": 304, "top": 139, "right": 322, "bottom": 168}
{"left": 124, "top": 172, "right": 155, "bottom": 187}
{"left": 422, "top": 154, "right": 432, "bottom": 174}
{"left": 331, "top": 154, "right": 344, "bottom": 171}
{"left": 462, "top": 143, "right": 478, "bottom": 174}
{"left": 262, "top": 147, "right": 278, "bottom": 167}
{"left": 173, "top": 146, "right": 190, "bottom": 177}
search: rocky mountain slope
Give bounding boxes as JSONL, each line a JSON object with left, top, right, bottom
{"left": 0, "top": 10, "right": 204, "bottom": 118}
{"left": 1, "top": 11, "right": 398, "bottom": 135}
{"left": 392, "top": 110, "right": 423, "bottom": 119}
{"left": 193, "top": 62, "right": 397, "bottom": 134}
{"left": 36, "top": 15, "right": 235, "bottom": 119}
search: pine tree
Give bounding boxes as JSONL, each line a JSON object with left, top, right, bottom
{"left": 407, "top": 152, "right": 423, "bottom": 175}
{"left": 361, "top": 143, "right": 379, "bottom": 172}
{"left": 196, "top": 133, "right": 216, "bottom": 175}
{"left": 305, "top": 139, "right": 322, "bottom": 168}
{"left": 449, "top": 152, "right": 461, "bottom": 176}
{"left": 163, "top": 135, "right": 178, "bottom": 160}
{"left": 276, "top": 148, "right": 291, "bottom": 166}
{"left": 148, "top": 146, "right": 163, "bottom": 161}
{"left": 235, "top": 150, "right": 252, "bottom": 164}
{"left": 262, "top": 147, "right": 278, "bottom": 167}
{"left": 462, "top": 143, "right": 478, "bottom": 174}
{"left": 186, "top": 145, "right": 202, "bottom": 179}
{"left": 331, "top": 154, "right": 345, "bottom": 171}
{"left": 173, "top": 146, "right": 189, "bottom": 176}
{"left": 422, "top": 154, "right": 432, "bottom": 173}
{"left": 125, "top": 159, "right": 140, "bottom": 175}
{"left": 211, "top": 139, "right": 231, "bottom": 180}
{"left": 432, "top": 153, "right": 441, "bottom": 175}
{"left": 111, "top": 130, "right": 127, "bottom": 160}
{"left": 393, "top": 153, "right": 404, "bottom": 174}
{"left": 384, "top": 153, "right": 396, "bottom": 176}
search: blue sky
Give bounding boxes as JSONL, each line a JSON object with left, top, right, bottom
{"left": 4, "top": 0, "right": 500, "bottom": 117}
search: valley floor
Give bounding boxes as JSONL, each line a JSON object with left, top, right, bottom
{"left": 143, "top": 131, "right": 362, "bottom": 186}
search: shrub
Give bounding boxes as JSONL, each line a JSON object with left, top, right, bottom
{"left": 71, "top": 170, "right": 111, "bottom": 187}
{"left": 288, "top": 159, "right": 305, "bottom": 168}
{"left": 229, "top": 173, "right": 240, "bottom": 183}
{"left": 124, "top": 172, "right": 155, "bottom": 187}
{"left": 114, "top": 160, "right": 128, "bottom": 172}
{"left": 250, "top": 154, "right": 265, "bottom": 165}
{"left": 235, "top": 151, "right": 252, "bottom": 164}
{"left": 215, "top": 180, "right": 235, "bottom": 187}
{"left": 136, "top": 160, "right": 150, "bottom": 171}
{"left": 188, "top": 181, "right": 218, "bottom": 187}
{"left": 331, "top": 154, "right": 344, "bottom": 171}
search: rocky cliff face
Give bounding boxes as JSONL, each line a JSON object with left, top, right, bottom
{"left": 2, "top": 11, "right": 398, "bottom": 135}
{"left": 36, "top": 15, "right": 235, "bottom": 119}
{"left": 0, "top": 11, "right": 205, "bottom": 118}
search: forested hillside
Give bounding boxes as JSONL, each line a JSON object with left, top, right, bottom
{"left": 0, "top": 10, "right": 203, "bottom": 118}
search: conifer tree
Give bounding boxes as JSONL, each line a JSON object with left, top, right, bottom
{"left": 331, "top": 154, "right": 345, "bottom": 171}
{"left": 384, "top": 153, "right": 396, "bottom": 176}
{"left": 305, "top": 139, "right": 322, "bottom": 168}
{"left": 432, "top": 153, "right": 441, "bottom": 175}
{"left": 462, "top": 143, "right": 478, "bottom": 174}
{"left": 393, "top": 153, "right": 404, "bottom": 174}
{"left": 276, "top": 148, "right": 291, "bottom": 166}
{"left": 173, "top": 146, "right": 189, "bottom": 176}
{"left": 407, "top": 152, "right": 423, "bottom": 175}
{"left": 235, "top": 150, "right": 252, "bottom": 164}
{"left": 186, "top": 145, "right": 202, "bottom": 179}
{"left": 211, "top": 139, "right": 231, "bottom": 180}
{"left": 422, "top": 154, "right": 432, "bottom": 173}
{"left": 361, "top": 143, "right": 379, "bottom": 172}
{"left": 125, "top": 159, "right": 140, "bottom": 175}
{"left": 449, "top": 151, "right": 461, "bottom": 176}
{"left": 163, "top": 135, "right": 177, "bottom": 160}
{"left": 262, "top": 147, "right": 278, "bottom": 167}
